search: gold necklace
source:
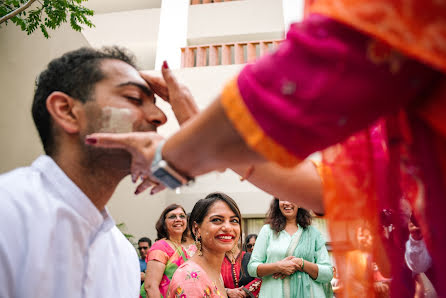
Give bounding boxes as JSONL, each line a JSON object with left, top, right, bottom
{"left": 226, "top": 252, "right": 239, "bottom": 287}
{"left": 226, "top": 252, "right": 236, "bottom": 264}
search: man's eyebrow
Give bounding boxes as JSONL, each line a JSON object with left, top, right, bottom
{"left": 117, "top": 82, "right": 153, "bottom": 97}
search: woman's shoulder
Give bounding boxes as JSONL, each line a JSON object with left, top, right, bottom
{"left": 305, "top": 225, "right": 323, "bottom": 237}
{"left": 259, "top": 224, "right": 273, "bottom": 233}
{"left": 149, "top": 239, "right": 173, "bottom": 253}
{"left": 150, "top": 239, "right": 167, "bottom": 248}
{"left": 304, "top": 225, "right": 327, "bottom": 247}
{"left": 305, "top": 225, "right": 318, "bottom": 233}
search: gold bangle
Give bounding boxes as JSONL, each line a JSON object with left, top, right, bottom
{"left": 301, "top": 258, "right": 305, "bottom": 271}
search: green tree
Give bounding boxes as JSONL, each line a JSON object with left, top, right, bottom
{"left": 0, "top": 0, "right": 94, "bottom": 38}
{"left": 116, "top": 222, "right": 137, "bottom": 247}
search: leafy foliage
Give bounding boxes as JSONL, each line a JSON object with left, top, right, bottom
{"left": 0, "top": 0, "right": 94, "bottom": 38}
{"left": 116, "top": 222, "right": 137, "bottom": 247}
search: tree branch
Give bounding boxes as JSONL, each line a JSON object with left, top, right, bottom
{"left": 0, "top": 0, "right": 38, "bottom": 24}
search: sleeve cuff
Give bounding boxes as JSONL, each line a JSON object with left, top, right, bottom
{"left": 247, "top": 262, "right": 260, "bottom": 278}
{"left": 147, "top": 250, "right": 168, "bottom": 264}
{"left": 315, "top": 264, "right": 334, "bottom": 283}
{"left": 220, "top": 77, "right": 301, "bottom": 168}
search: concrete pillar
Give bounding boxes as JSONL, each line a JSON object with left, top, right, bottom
{"left": 155, "top": 0, "right": 189, "bottom": 69}
{"left": 282, "top": 0, "right": 305, "bottom": 31}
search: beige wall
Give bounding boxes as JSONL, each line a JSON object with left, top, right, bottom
{"left": 81, "top": 8, "right": 161, "bottom": 70}
{"left": 188, "top": 0, "right": 285, "bottom": 45}
{"left": 86, "top": 0, "right": 161, "bottom": 14}
{"left": 0, "top": 2, "right": 287, "bottom": 244}
{"left": 0, "top": 23, "right": 89, "bottom": 173}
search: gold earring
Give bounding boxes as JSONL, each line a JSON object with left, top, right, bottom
{"left": 195, "top": 236, "right": 203, "bottom": 256}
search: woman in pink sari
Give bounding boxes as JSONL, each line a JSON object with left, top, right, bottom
{"left": 87, "top": 1, "right": 446, "bottom": 296}
{"left": 144, "top": 204, "right": 190, "bottom": 297}
{"left": 167, "top": 192, "right": 242, "bottom": 298}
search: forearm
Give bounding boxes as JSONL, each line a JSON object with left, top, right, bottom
{"left": 163, "top": 98, "right": 263, "bottom": 177}
{"left": 256, "top": 262, "right": 281, "bottom": 277}
{"left": 144, "top": 283, "right": 161, "bottom": 298}
{"left": 231, "top": 160, "right": 324, "bottom": 213}
{"left": 302, "top": 259, "right": 319, "bottom": 280}
{"left": 144, "top": 261, "right": 164, "bottom": 298}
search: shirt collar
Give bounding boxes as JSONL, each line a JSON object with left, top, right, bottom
{"left": 32, "top": 155, "right": 115, "bottom": 231}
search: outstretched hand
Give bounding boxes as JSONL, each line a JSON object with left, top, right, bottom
{"left": 85, "top": 62, "right": 200, "bottom": 196}
{"left": 140, "top": 61, "right": 199, "bottom": 125}
{"left": 85, "top": 132, "right": 166, "bottom": 195}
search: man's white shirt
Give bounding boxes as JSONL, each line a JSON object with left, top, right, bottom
{"left": 0, "top": 155, "right": 140, "bottom": 298}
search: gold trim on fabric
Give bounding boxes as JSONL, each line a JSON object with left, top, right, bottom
{"left": 220, "top": 78, "right": 301, "bottom": 168}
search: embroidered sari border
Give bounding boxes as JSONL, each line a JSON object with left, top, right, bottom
{"left": 220, "top": 77, "right": 301, "bottom": 168}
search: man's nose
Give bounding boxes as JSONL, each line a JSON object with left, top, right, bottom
{"left": 144, "top": 104, "right": 167, "bottom": 127}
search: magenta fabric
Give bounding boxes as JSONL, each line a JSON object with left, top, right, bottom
{"left": 235, "top": 13, "right": 446, "bottom": 297}
{"left": 236, "top": 14, "right": 440, "bottom": 159}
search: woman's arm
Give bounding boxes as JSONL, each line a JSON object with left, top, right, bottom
{"left": 231, "top": 160, "right": 324, "bottom": 213}
{"left": 305, "top": 230, "right": 333, "bottom": 283}
{"left": 256, "top": 256, "right": 300, "bottom": 277}
{"left": 247, "top": 225, "right": 268, "bottom": 278}
{"left": 144, "top": 260, "right": 165, "bottom": 297}
{"left": 248, "top": 225, "right": 300, "bottom": 278}
{"left": 300, "top": 257, "right": 320, "bottom": 280}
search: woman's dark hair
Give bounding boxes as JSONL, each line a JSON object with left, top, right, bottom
{"left": 155, "top": 204, "right": 188, "bottom": 242}
{"left": 265, "top": 197, "right": 312, "bottom": 233}
{"left": 189, "top": 192, "right": 242, "bottom": 249}
{"left": 244, "top": 234, "right": 257, "bottom": 251}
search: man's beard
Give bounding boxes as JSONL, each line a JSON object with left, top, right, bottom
{"left": 82, "top": 142, "right": 132, "bottom": 176}
{"left": 80, "top": 105, "right": 157, "bottom": 178}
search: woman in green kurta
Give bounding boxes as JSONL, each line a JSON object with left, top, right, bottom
{"left": 248, "top": 198, "right": 333, "bottom": 297}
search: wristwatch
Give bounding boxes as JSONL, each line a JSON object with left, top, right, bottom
{"left": 150, "top": 140, "right": 193, "bottom": 189}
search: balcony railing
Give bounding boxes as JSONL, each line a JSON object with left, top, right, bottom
{"left": 191, "top": 0, "right": 235, "bottom": 4}
{"left": 181, "top": 39, "right": 282, "bottom": 68}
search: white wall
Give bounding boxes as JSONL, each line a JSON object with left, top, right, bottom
{"left": 188, "top": 0, "right": 285, "bottom": 45}
{"left": 81, "top": 8, "right": 161, "bottom": 70}
{"left": 0, "top": 1, "right": 297, "bottom": 243}
{"left": 86, "top": 0, "right": 162, "bottom": 14}
{"left": 0, "top": 23, "right": 89, "bottom": 173}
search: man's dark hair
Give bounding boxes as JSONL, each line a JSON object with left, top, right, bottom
{"left": 155, "top": 204, "right": 188, "bottom": 242}
{"left": 138, "top": 237, "right": 152, "bottom": 247}
{"left": 32, "top": 46, "right": 137, "bottom": 156}
{"left": 266, "top": 197, "right": 312, "bottom": 233}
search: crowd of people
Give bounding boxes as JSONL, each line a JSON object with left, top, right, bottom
{"left": 137, "top": 194, "right": 333, "bottom": 298}
{"left": 0, "top": 0, "right": 444, "bottom": 297}
{"left": 136, "top": 195, "right": 437, "bottom": 298}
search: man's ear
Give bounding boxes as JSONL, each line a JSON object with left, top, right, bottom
{"left": 46, "top": 91, "right": 82, "bottom": 134}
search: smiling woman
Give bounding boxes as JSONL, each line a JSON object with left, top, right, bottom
{"left": 167, "top": 192, "right": 242, "bottom": 298}
{"left": 143, "top": 204, "right": 190, "bottom": 298}
{"left": 248, "top": 198, "right": 333, "bottom": 298}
